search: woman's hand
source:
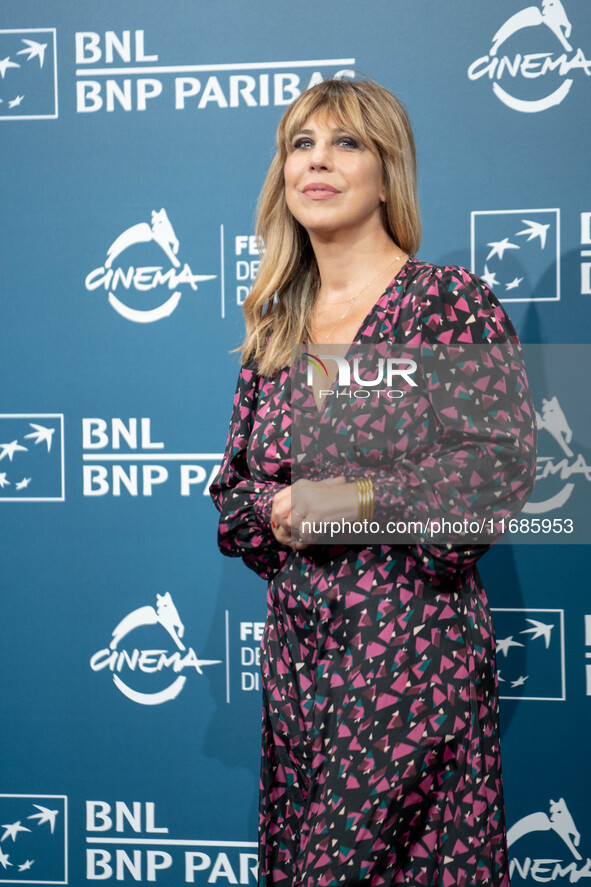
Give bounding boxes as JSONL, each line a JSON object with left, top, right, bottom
{"left": 270, "top": 476, "right": 359, "bottom": 550}
{"left": 269, "top": 485, "right": 295, "bottom": 547}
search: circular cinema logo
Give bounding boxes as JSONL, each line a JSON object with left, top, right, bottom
{"left": 507, "top": 797, "right": 590, "bottom": 879}
{"left": 468, "top": 0, "right": 590, "bottom": 112}
{"left": 90, "top": 592, "right": 221, "bottom": 704}
{"left": 85, "top": 209, "right": 216, "bottom": 322}
{"left": 524, "top": 395, "right": 591, "bottom": 514}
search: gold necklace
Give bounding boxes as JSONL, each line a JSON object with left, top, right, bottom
{"left": 313, "top": 254, "right": 404, "bottom": 343}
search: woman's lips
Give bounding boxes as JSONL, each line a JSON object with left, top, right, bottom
{"left": 302, "top": 183, "right": 340, "bottom": 200}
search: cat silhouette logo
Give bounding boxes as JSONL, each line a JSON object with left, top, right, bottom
{"left": 0, "top": 414, "right": 65, "bottom": 502}
{"left": 468, "top": 1, "right": 590, "bottom": 113}
{"left": 508, "top": 798, "right": 589, "bottom": 879}
{"left": 525, "top": 395, "right": 591, "bottom": 514}
{"left": 0, "top": 794, "right": 67, "bottom": 884}
{"left": 492, "top": 608, "right": 565, "bottom": 701}
{"left": 90, "top": 592, "right": 222, "bottom": 704}
{"left": 0, "top": 29, "right": 58, "bottom": 121}
{"left": 471, "top": 209, "right": 560, "bottom": 303}
{"left": 85, "top": 209, "right": 217, "bottom": 323}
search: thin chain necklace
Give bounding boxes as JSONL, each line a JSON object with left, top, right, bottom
{"left": 313, "top": 254, "right": 404, "bottom": 343}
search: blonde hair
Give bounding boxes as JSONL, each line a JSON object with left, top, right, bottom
{"left": 241, "top": 78, "right": 421, "bottom": 375}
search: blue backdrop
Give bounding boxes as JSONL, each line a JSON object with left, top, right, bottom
{"left": 1, "top": 2, "right": 590, "bottom": 884}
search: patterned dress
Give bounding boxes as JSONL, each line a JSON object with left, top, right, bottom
{"left": 210, "top": 258, "right": 537, "bottom": 887}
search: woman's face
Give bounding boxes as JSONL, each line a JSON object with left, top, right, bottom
{"left": 283, "top": 111, "right": 386, "bottom": 238}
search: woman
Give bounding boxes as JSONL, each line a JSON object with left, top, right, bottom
{"left": 210, "top": 78, "right": 536, "bottom": 887}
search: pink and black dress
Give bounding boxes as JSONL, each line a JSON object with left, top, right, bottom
{"left": 210, "top": 258, "right": 536, "bottom": 887}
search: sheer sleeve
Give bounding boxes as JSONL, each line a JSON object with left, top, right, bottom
{"left": 209, "top": 361, "right": 290, "bottom": 581}
{"left": 371, "top": 266, "right": 537, "bottom": 582}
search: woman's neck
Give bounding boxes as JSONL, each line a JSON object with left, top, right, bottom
{"left": 309, "top": 228, "right": 403, "bottom": 301}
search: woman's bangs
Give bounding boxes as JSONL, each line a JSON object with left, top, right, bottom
{"left": 281, "top": 86, "right": 374, "bottom": 154}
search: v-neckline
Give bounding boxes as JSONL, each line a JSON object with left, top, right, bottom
{"left": 304, "top": 258, "right": 412, "bottom": 414}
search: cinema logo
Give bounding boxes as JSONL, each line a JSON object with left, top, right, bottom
{"left": 90, "top": 592, "right": 222, "bottom": 705}
{"left": 508, "top": 797, "right": 590, "bottom": 881}
{"left": 468, "top": 0, "right": 590, "bottom": 113}
{"left": 75, "top": 29, "right": 355, "bottom": 113}
{"left": 524, "top": 396, "right": 591, "bottom": 514}
{"left": 85, "top": 209, "right": 216, "bottom": 323}
{"left": 82, "top": 418, "right": 221, "bottom": 498}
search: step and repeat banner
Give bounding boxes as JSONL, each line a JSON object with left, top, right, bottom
{"left": 1, "top": 1, "right": 590, "bottom": 884}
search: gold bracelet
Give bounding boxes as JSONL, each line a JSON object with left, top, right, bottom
{"left": 358, "top": 478, "right": 373, "bottom": 522}
{"left": 356, "top": 479, "right": 367, "bottom": 520}
{"left": 356, "top": 478, "right": 374, "bottom": 522}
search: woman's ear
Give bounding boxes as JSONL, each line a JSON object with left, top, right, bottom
{"left": 379, "top": 171, "right": 387, "bottom": 203}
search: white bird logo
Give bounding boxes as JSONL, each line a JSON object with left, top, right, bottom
{"left": 0, "top": 440, "right": 28, "bottom": 462}
{"left": 481, "top": 264, "right": 500, "bottom": 289}
{"left": 506, "top": 277, "right": 523, "bottom": 291}
{"left": 17, "top": 38, "right": 47, "bottom": 67}
{"left": 496, "top": 635, "right": 525, "bottom": 657}
{"left": 24, "top": 423, "right": 55, "bottom": 452}
{"left": 27, "top": 805, "right": 59, "bottom": 833}
{"left": 520, "top": 618, "right": 554, "bottom": 649}
{"left": 8, "top": 95, "right": 24, "bottom": 108}
{"left": 18, "top": 860, "right": 34, "bottom": 872}
{"left": 486, "top": 237, "right": 520, "bottom": 262}
{"left": 0, "top": 57, "right": 20, "bottom": 78}
{"left": 516, "top": 219, "right": 550, "bottom": 249}
{"left": 0, "top": 849, "right": 12, "bottom": 869}
{"left": 15, "top": 477, "right": 32, "bottom": 490}
{"left": 510, "top": 674, "right": 529, "bottom": 688}
{"left": 0, "top": 821, "right": 31, "bottom": 842}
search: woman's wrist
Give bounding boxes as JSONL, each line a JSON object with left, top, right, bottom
{"left": 254, "top": 483, "right": 286, "bottom": 531}
{"left": 356, "top": 477, "right": 374, "bottom": 522}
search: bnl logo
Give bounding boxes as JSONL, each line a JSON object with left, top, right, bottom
{"left": 0, "top": 415, "right": 65, "bottom": 502}
{"left": 0, "top": 794, "right": 67, "bottom": 884}
{"left": 492, "top": 608, "right": 565, "bottom": 701}
{"left": 471, "top": 208, "right": 560, "bottom": 302}
{"left": 0, "top": 29, "right": 58, "bottom": 120}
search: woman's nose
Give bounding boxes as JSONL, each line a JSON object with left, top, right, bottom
{"left": 308, "top": 140, "right": 332, "bottom": 170}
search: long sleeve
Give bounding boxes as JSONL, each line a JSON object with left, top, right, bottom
{"left": 209, "top": 361, "right": 290, "bottom": 581}
{"left": 290, "top": 264, "right": 537, "bottom": 582}
{"left": 373, "top": 266, "right": 537, "bottom": 580}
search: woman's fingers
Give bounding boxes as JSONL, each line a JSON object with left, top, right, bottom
{"left": 271, "top": 476, "right": 351, "bottom": 548}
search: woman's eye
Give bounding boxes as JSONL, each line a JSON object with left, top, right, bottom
{"left": 293, "top": 137, "right": 313, "bottom": 150}
{"left": 337, "top": 136, "right": 359, "bottom": 149}
{"left": 291, "top": 135, "right": 361, "bottom": 150}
